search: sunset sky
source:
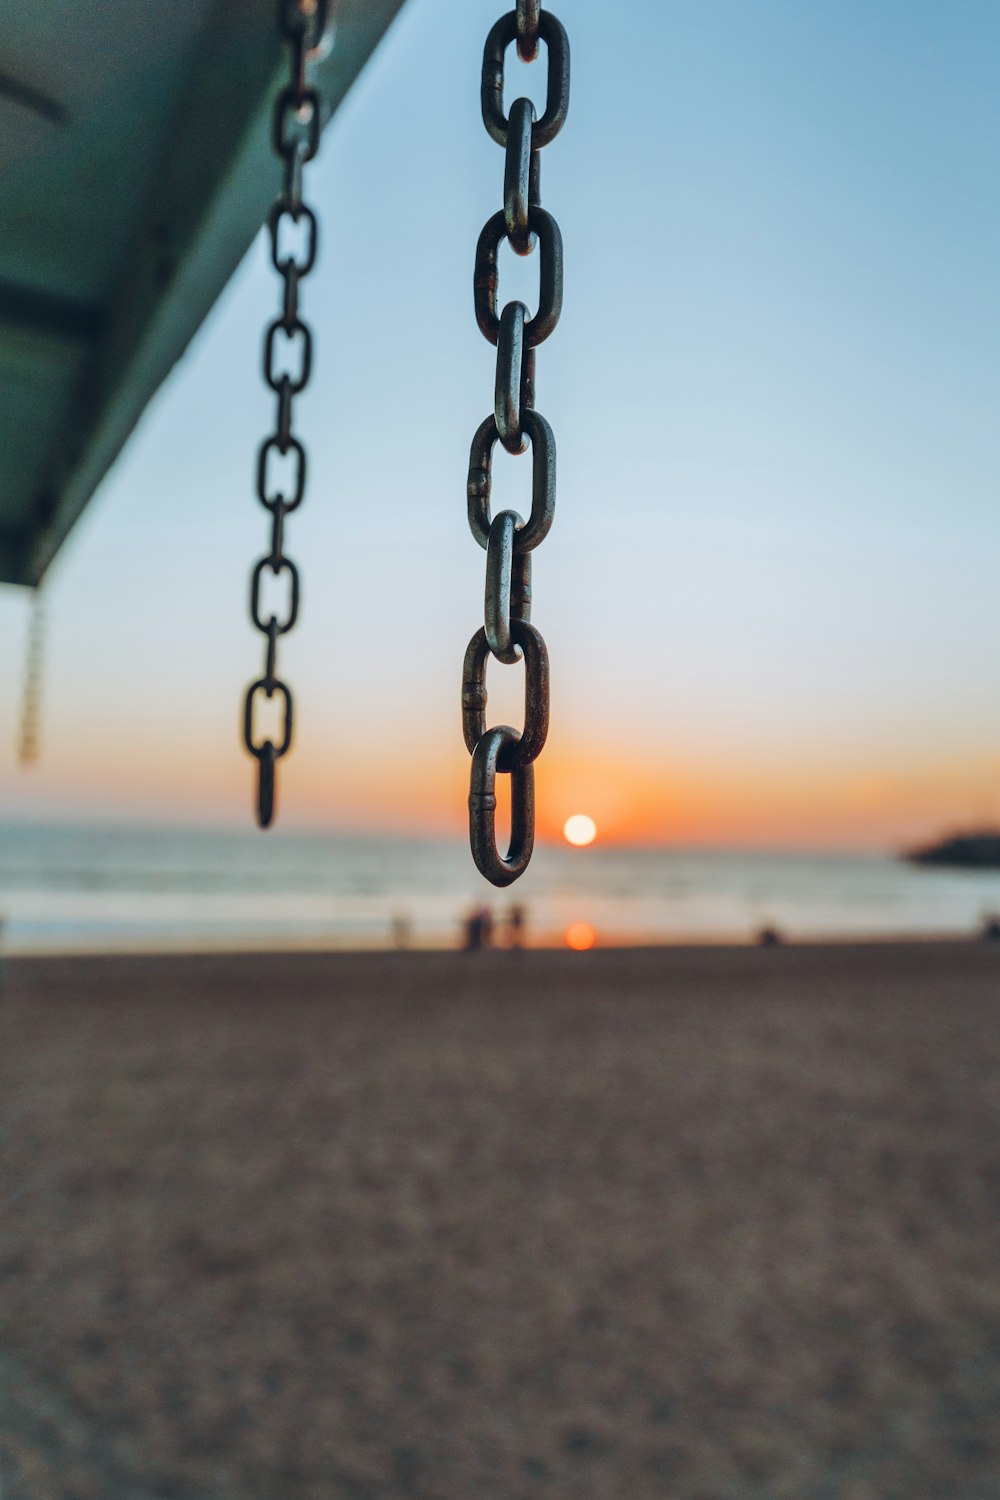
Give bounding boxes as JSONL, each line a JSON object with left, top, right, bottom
{"left": 1, "top": 0, "right": 999, "bottom": 850}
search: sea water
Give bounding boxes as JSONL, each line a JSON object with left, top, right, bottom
{"left": 3, "top": 820, "right": 1000, "bottom": 953}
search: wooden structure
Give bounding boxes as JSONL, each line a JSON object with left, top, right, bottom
{"left": 0, "top": 0, "right": 405, "bottom": 586}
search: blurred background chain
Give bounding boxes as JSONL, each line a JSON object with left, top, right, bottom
{"left": 17, "top": 590, "right": 46, "bottom": 766}
{"left": 464, "top": 0, "right": 569, "bottom": 884}
{"left": 242, "top": 0, "right": 329, "bottom": 828}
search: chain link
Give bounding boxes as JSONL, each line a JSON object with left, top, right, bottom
{"left": 515, "top": 0, "right": 541, "bottom": 63}
{"left": 243, "top": 0, "right": 328, "bottom": 827}
{"left": 464, "top": 7, "right": 569, "bottom": 885}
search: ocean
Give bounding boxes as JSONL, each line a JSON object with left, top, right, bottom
{"left": 2, "top": 820, "right": 1000, "bottom": 953}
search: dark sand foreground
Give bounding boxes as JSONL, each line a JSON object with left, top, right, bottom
{"left": 1, "top": 944, "right": 999, "bottom": 1500}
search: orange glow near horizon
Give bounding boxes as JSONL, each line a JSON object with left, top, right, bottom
{"left": 528, "top": 742, "right": 1000, "bottom": 852}
{"left": 9, "top": 716, "right": 1000, "bottom": 856}
{"left": 565, "top": 922, "right": 596, "bottom": 951}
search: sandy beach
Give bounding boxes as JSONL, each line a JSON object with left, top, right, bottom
{"left": 1, "top": 942, "right": 998, "bottom": 1499}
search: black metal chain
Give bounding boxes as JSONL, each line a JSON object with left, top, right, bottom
{"left": 17, "top": 590, "right": 45, "bottom": 765}
{"left": 243, "top": 0, "right": 328, "bottom": 828}
{"left": 464, "top": 1, "right": 569, "bottom": 885}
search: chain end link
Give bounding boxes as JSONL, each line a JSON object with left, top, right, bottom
{"left": 256, "top": 742, "right": 277, "bottom": 827}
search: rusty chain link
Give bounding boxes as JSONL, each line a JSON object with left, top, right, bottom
{"left": 242, "top": 0, "right": 328, "bottom": 828}
{"left": 464, "top": 0, "right": 569, "bottom": 884}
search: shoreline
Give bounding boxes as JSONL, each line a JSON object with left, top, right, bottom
{"left": 5, "top": 928, "right": 999, "bottom": 960}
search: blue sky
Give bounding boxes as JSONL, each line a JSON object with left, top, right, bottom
{"left": 1, "top": 0, "right": 998, "bottom": 845}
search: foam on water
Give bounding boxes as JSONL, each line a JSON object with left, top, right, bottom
{"left": 2, "top": 820, "right": 1000, "bottom": 952}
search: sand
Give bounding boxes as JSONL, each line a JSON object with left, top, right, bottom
{"left": 1, "top": 943, "right": 998, "bottom": 1500}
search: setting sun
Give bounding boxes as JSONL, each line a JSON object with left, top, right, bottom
{"left": 563, "top": 814, "right": 597, "bottom": 847}
{"left": 564, "top": 922, "right": 596, "bottom": 951}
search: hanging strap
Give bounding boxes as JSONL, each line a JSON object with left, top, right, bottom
{"left": 18, "top": 590, "right": 46, "bottom": 765}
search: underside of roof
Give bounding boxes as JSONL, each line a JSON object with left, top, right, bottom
{"left": 0, "top": 0, "right": 405, "bottom": 587}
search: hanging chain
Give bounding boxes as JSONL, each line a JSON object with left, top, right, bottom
{"left": 17, "top": 590, "right": 46, "bottom": 765}
{"left": 242, "top": 0, "right": 328, "bottom": 828}
{"left": 464, "top": 2, "right": 570, "bottom": 885}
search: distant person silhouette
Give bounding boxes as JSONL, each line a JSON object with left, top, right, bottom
{"left": 506, "top": 904, "right": 526, "bottom": 949}
{"left": 462, "top": 905, "right": 494, "bottom": 951}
